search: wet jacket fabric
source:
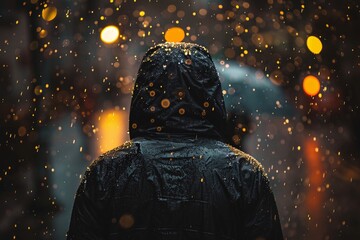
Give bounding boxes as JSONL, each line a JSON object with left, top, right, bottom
{"left": 67, "top": 42, "right": 283, "bottom": 240}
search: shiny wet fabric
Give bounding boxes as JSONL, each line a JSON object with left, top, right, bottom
{"left": 129, "top": 42, "right": 226, "bottom": 141}
{"left": 67, "top": 42, "right": 283, "bottom": 240}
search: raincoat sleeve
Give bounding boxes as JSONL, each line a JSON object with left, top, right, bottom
{"left": 66, "top": 159, "right": 110, "bottom": 240}
{"left": 241, "top": 164, "right": 284, "bottom": 240}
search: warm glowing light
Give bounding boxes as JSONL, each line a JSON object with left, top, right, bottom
{"left": 39, "top": 29, "right": 47, "bottom": 38}
{"left": 304, "top": 138, "right": 324, "bottom": 236}
{"left": 34, "top": 85, "right": 42, "bottom": 95}
{"left": 306, "top": 36, "right": 323, "bottom": 54}
{"left": 164, "top": 27, "right": 185, "bottom": 42}
{"left": 119, "top": 214, "right": 134, "bottom": 229}
{"left": 139, "top": 11, "right": 145, "bottom": 17}
{"left": 42, "top": 6, "right": 57, "bottom": 22}
{"left": 18, "top": 126, "right": 27, "bottom": 137}
{"left": 303, "top": 75, "right": 320, "bottom": 96}
{"left": 98, "top": 110, "right": 127, "bottom": 153}
{"left": 100, "top": 25, "right": 120, "bottom": 44}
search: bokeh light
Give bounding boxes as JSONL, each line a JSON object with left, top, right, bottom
{"left": 306, "top": 36, "right": 323, "bottom": 54}
{"left": 303, "top": 75, "right": 321, "bottom": 96}
{"left": 98, "top": 110, "right": 127, "bottom": 154}
{"left": 164, "top": 27, "right": 185, "bottom": 42}
{"left": 100, "top": 25, "right": 120, "bottom": 44}
{"left": 41, "top": 6, "right": 57, "bottom": 22}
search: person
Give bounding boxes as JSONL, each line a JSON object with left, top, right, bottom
{"left": 66, "top": 42, "right": 283, "bottom": 240}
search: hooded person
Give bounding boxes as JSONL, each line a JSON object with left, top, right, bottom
{"left": 66, "top": 42, "right": 283, "bottom": 240}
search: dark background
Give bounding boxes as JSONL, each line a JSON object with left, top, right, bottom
{"left": 0, "top": 0, "right": 359, "bottom": 239}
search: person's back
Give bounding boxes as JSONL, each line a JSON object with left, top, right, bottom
{"left": 67, "top": 42, "right": 283, "bottom": 240}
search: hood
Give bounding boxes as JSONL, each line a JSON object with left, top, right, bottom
{"left": 129, "top": 42, "right": 226, "bottom": 141}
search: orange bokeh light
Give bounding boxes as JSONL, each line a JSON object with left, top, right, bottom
{"left": 304, "top": 138, "right": 325, "bottom": 238}
{"left": 98, "top": 110, "right": 128, "bottom": 154}
{"left": 42, "top": 6, "right": 57, "bottom": 22}
{"left": 164, "top": 27, "right": 185, "bottom": 42}
{"left": 303, "top": 75, "right": 320, "bottom": 96}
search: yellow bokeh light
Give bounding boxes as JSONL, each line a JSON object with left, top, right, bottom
{"left": 164, "top": 27, "right": 185, "bottom": 42}
{"left": 98, "top": 110, "right": 127, "bottom": 154}
{"left": 306, "top": 36, "right": 323, "bottom": 54}
{"left": 100, "top": 25, "right": 120, "bottom": 44}
{"left": 139, "top": 11, "right": 145, "bottom": 17}
{"left": 42, "top": 6, "right": 57, "bottom": 22}
{"left": 303, "top": 75, "right": 321, "bottom": 96}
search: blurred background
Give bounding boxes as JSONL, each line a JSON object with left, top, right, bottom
{"left": 0, "top": 0, "right": 359, "bottom": 239}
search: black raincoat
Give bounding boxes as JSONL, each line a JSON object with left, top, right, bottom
{"left": 67, "top": 42, "right": 283, "bottom": 240}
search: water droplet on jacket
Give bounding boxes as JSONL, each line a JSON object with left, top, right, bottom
{"left": 168, "top": 72, "right": 176, "bottom": 79}
{"left": 177, "top": 90, "right": 185, "bottom": 98}
{"left": 161, "top": 99, "right": 170, "bottom": 108}
{"left": 119, "top": 214, "right": 134, "bottom": 229}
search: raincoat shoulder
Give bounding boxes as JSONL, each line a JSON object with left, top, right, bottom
{"left": 227, "top": 144, "right": 283, "bottom": 240}
{"left": 66, "top": 141, "right": 138, "bottom": 240}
